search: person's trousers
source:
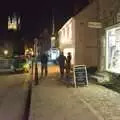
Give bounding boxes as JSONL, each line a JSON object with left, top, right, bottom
{"left": 59, "top": 66, "right": 64, "bottom": 77}
{"left": 41, "top": 64, "right": 48, "bottom": 76}
{"left": 66, "top": 65, "right": 71, "bottom": 77}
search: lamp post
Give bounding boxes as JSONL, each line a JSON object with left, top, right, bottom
{"left": 34, "top": 38, "right": 39, "bottom": 85}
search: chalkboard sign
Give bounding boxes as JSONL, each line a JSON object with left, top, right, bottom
{"left": 73, "top": 65, "right": 88, "bottom": 87}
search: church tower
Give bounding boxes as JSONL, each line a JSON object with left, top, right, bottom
{"left": 7, "top": 13, "right": 23, "bottom": 55}
{"left": 51, "top": 14, "right": 56, "bottom": 48}
{"left": 8, "top": 13, "right": 21, "bottom": 31}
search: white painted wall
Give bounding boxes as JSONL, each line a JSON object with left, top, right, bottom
{"left": 58, "top": 18, "right": 75, "bottom": 64}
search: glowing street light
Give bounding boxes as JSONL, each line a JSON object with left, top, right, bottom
{"left": 4, "top": 50, "right": 8, "bottom": 56}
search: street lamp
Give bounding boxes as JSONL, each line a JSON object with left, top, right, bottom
{"left": 34, "top": 38, "right": 39, "bottom": 85}
{"left": 4, "top": 50, "right": 8, "bottom": 56}
{"left": 34, "top": 38, "right": 38, "bottom": 58}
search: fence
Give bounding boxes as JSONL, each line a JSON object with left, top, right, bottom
{"left": 0, "top": 58, "right": 12, "bottom": 69}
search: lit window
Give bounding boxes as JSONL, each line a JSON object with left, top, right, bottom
{"left": 69, "top": 23, "right": 72, "bottom": 40}
{"left": 67, "top": 27, "right": 69, "bottom": 38}
{"left": 106, "top": 26, "right": 120, "bottom": 73}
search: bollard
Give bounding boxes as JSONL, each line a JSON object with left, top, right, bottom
{"left": 35, "top": 63, "right": 39, "bottom": 85}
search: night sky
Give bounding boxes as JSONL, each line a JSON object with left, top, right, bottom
{"left": 0, "top": 0, "right": 89, "bottom": 40}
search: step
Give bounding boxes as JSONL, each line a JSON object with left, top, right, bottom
{"left": 95, "top": 72, "right": 105, "bottom": 77}
{"left": 90, "top": 75, "right": 102, "bottom": 80}
{"left": 90, "top": 73, "right": 110, "bottom": 83}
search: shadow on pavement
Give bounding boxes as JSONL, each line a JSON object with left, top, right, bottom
{"left": 37, "top": 73, "right": 75, "bottom": 88}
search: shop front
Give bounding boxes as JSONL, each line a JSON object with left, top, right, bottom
{"left": 106, "top": 23, "right": 120, "bottom": 74}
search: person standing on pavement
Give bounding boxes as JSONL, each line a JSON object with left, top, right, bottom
{"left": 40, "top": 53, "right": 48, "bottom": 77}
{"left": 66, "top": 52, "right": 72, "bottom": 78}
{"left": 57, "top": 51, "right": 66, "bottom": 78}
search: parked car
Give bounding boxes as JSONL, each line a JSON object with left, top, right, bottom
{"left": 11, "top": 57, "right": 31, "bottom": 73}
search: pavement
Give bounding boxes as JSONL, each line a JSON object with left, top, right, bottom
{"left": 0, "top": 68, "right": 12, "bottom": 72}
{"left": 29, "top": 65, "right": 120, "bottom": 120}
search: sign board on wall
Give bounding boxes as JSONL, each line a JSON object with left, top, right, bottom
{"left": 88, "top": 22, "right": 102, "bottom": 28}
{"left": 73, "top": 65, "right": 88, "bottom": 88}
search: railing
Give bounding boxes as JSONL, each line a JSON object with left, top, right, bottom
{"left": 0, "top": 58, "right": 12, "bottom": 69}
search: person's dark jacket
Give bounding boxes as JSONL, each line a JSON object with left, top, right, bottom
{"left": 57, "top": 55, "right": 66, "bottom": 67}
{"left": 66, "top": 55, "right": 71, "bottom": 69}
{"left": 66, "top": 55, "right": 71, "bottom": 65}
{"left": 40, "top": 54, "right": 48, "bottom": 64}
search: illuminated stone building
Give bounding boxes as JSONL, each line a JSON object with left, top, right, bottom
{"left": 8, "top": 14, "right": 21, "bottom": 31}
{"left": 59, "top": 0, "right": 120, "bottom": 75}
{"left": 58, "top": 2, "right": 98, "bottom": 66}
{"left": 51, "top": 15, "right": 56, "bottom": 48}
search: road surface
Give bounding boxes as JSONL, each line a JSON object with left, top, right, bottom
{"left": 0, "top": 72, "right": 32, "bottom": 120}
